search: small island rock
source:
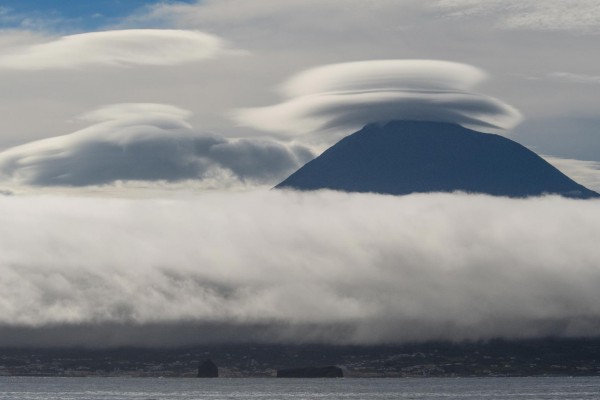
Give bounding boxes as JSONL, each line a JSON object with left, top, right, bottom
{"left": 197, "top": 359, "right": 219, "bottom": 377}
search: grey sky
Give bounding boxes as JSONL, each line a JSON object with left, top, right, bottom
{"left": 0, "top": 0, "right": 597, "bottom": 173}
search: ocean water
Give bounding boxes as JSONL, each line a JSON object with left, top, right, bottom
{"left": 1, "top": 376, "right": 599, "bottom": 399}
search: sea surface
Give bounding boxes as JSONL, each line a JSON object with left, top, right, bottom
{"left": 1, "top": 376, "right": 599, "bottom": 399}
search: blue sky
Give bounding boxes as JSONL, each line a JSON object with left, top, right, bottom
{"left": 0, "top": 0, "right": 195, "bottom": 31}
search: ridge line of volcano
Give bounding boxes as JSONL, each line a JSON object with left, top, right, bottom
{"left": 276, "top": 120, "right": 599, "bottom": 199}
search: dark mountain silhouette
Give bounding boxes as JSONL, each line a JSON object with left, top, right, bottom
{"left": 276, "top": 121, "right": 599, "bottom": 198}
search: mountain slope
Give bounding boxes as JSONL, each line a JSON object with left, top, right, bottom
{"left": 276, "top": 121, "right": 599, "bottom": 198}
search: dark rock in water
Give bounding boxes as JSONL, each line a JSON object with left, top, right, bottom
{"left": 277, "top": 365, "right": 343, "bottom": 378}
{"left": 276, "top": 120, "right": 599, "bottom": 199}
{"left": 197, "top": 359, "right": 218, "bottom": 377}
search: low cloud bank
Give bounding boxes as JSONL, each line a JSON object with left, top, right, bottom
{"left": 0, "top": 29, "right": 227, "bottom": 70}
{"left": 236, "top": 60, "right": 522, "bottom": 143}
{"left": 0, "top": 103, "right": 312, "bottom": 187}
{"left": 1, "top": 191, "right": 600, "bottom": 347}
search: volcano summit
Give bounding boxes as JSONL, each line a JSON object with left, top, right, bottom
{"left": 276, "top": 121, "right": 599, "bottom": 199}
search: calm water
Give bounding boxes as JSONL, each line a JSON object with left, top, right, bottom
{"left": 1, "top": 376, "right": 599, "bottom": 399}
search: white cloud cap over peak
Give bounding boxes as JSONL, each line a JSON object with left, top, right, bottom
{"left": 0, "top": 103, "right": 313, "bottom": 187}
{"left": 283, "top": 60, "right": 487, "bottom": 97}
{"left": 236, "top": 59, "right": 522, "bottom": 142}
{"left": 0, "top": 29, "right": 227, "bottom": 70}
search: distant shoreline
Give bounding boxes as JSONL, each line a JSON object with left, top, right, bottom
{"left": 2, "top": 338, "right": 600, "bottom": 378}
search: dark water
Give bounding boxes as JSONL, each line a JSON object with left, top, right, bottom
{"left": 1, "top": 376, "right": 599, "bottom": 399}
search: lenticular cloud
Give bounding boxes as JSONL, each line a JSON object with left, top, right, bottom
{"left": 236, "top": 60, "right": 522, "bottom": 141}
{"left": 0, "top": 29, "right": 226, "bottom": 70}
{"left": 0, "top": 103, "right": 312, "bottom": 187}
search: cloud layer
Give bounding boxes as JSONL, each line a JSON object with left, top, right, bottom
{"left": 0, "top": 29, "right": 226, "bottom": 69}
{"left": 437, "top": 0, "right": 600, "bottom": 33}
{"left": 1, "top": 191, "right": 600, "bottom": 347}
{"left": 0, "top": 103, "right": 312, "bottom": 187}
{"left": 236, "top": 60, "right": 522, "bottom": 142}
{"left": 0, "top": 1, "right": 598, "bottom": 163}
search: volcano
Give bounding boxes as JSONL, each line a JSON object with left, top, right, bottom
{"left": 276, "top": 121, "right": 599, "bottom": 198}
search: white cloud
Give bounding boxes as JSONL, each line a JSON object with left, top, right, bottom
{"left": 1, "top": 191, "right": 600, "bottom": 346}
{"left": 283, "top": 60, "right": 487, "bottom": 96}
{"left": 0, "top": 103, "right": 313, "bottom": 187}
{"left": 437, "top": 0, "right": 600, "bottom": 33}
{"left": 0, "top": 29, "right": 227, "bottom": 70}
{"left": 544, "top": 156, "right": 600, "bottom": 192}
{"left": 156, "top": 0, "right": 599, "bottom": 36}
{"left": 0, "top": 1, "right": 598, "bottom": 162}
{"left": 122, "top": 0, "right": 420, "bottom": 40}
{"left": 547, "top": 72, "right": 600, "bottom": 85}
{"left": 236, "top": 60, "right": 522, "bottom": 143}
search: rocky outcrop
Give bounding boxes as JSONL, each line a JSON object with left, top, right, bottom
{"left": 277, "top": 366, "right": 343, "bottom": 378}
{"left": 197, "top": 359, "right": 218, "bottom": 377}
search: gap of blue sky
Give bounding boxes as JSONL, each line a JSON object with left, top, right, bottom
{"left": 0, "top": 0, "right": 195, "bottom": 31}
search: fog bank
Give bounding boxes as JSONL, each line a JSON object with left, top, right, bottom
{"left": 1, "top": 191, "right": 600, "bottom": 346}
